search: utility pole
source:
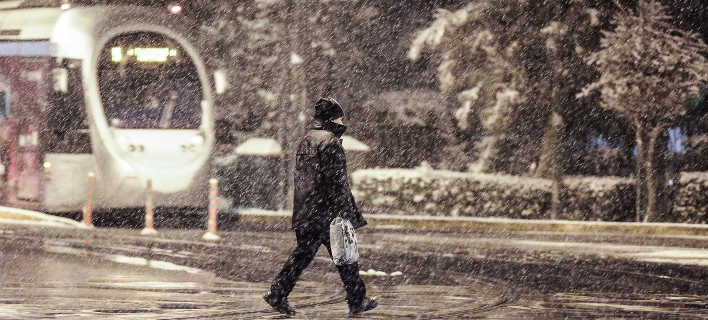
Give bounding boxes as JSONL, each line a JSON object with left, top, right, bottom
{"left": 278, "top": 0, "right": 308, "bottom": 211}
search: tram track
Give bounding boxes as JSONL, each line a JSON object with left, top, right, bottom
{"left": 158, "top": 295, "right": 347, "bottom": 320}
{"left": 10, "top": 231, "right": 521, "bottom": 319}
{"left": 153, "top": 273, "right": 518, "bottom": 320}
{"left": 6, "top": 228, "right": 708, "bottom": 318}
{"left": 381, "top": 272, "right": 520, "bottom": 319}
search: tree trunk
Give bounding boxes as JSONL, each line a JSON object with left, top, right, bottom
{"left": 536, "top": 112, "right": 556, "bottom": 179}
{"left": 469, "top": 136, "right": 498, "bottom": 173}
{"left": 644, "top": 125, "right": 665, "bottom": 222}
{"left": 655, "top": 129, "right": 669, "bottom": 217}
{"left": 635, "top": 125, "right": 648, "bottom": 222}
{"left": 536, "top": 109, "right": 564, "bottom": 219}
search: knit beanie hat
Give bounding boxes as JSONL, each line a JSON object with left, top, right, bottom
{"left": 313, "top": 97, "right": 344, "bottom": 121}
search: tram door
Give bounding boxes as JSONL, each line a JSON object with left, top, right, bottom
{"left": 0, "top": 56, "right": 51, "bottom": 208}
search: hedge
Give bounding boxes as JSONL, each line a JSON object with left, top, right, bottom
{"left": 673, "top": 172, "right": 708, "bottom": 223}
{"left": 561, "top": 176, "right": 635, "bottom": 221}
{"left": 351, "top": 167, "right": 636, "bottom": 221}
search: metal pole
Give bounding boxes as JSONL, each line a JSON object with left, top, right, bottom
{"left": 141, "top": 178, "right": 157, "bottom": 235}
{"left": 82, "top": 172, "right": 95, "bottom": 227}
{"left": 281, "top": 0, "right": 307, "bottom": 211}
{"left": 203, "top": 178, "right": 220, "bottom": 241}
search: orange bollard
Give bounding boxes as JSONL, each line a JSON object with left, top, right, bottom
{"left": 203, "top": 178, "right": 220, "bottom": 241}
{"left": 82, "top": 172, "right": 95, "bottom": 228}
{"left": 141, "top": 178, "right": 157, "bottom": 235}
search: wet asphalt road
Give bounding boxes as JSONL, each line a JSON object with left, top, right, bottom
{"left": 2, "top": 222, "right": 708, "bottom": 319}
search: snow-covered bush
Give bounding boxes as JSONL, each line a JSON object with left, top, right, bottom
{"left": 672, "top": 172, "right": 708, "bottom": 223}
{"left": 562, "top": 177, "right": 635, "bottom": 221}
{"left": 352, "top": 167, "right": 635, "bottom": 221}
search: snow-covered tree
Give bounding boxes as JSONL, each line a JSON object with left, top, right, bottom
{"left": 409, "top": 0, "right": 607, "bottom": 178}
{"left": 580, "top": 0, "right": 708, "bottom": 222}
{"left": 409, "top": 0, "right": 532, "bottom": 174}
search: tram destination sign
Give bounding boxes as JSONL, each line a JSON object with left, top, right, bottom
{"left": 111, "top": 47, "right": 178, "bottom": 63}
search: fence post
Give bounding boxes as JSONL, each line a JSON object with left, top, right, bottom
{"left": 203, "top": 178, "right": 220, "bottom": 241}
{"left": 82, "top": 172, "right": 95, "bottom": 228}
{"left": 141, "top": 178, "right": 157, "bottom": 235}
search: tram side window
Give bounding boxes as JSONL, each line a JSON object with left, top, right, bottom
{"left": 46, "top": 59, "right": 91, "bottom": 154}
{"left": 0, "top": 91, "right": 8, "bottom": 119}
{"left": 98, "top": 33, "right": 202, "bottom": 130}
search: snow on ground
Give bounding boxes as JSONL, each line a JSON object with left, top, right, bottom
{"left": 234, "top": 137, "right": 282, "bottom": 156}
{"left": 351, "top": 165, "right": 553, "bottom": 188}
{"left": 0, "top": 206, "right": 83, "bottom": 228}
{"left": 359, "top": 269, "right": 403, "bottom": 276}
{"left": 239, "top": 208, "right": 292, "bottom": 216}
{"left": 629, "top": 249, "right": 708, "bottom": 267}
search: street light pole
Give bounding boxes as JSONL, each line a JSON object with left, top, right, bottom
{"left": 278, "top": 0, "right": 308, "bottom": 211}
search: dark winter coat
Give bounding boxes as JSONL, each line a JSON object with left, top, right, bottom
{"left": 292, "top": 120, "right": 367, "bottom": 232}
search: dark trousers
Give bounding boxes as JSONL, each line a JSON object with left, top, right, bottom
{"left": 270, "top": 228, "right": 366, "bottom": 307}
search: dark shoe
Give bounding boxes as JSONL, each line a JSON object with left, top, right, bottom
{"left": 263, "top": 291, "right": 295, "bottom": 316}
{"left": 349, "top": 296, "right": 378, "bottom": 315}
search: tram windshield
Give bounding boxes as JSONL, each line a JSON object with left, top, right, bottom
{"left": 98, "top": 33, "right": 202, "bottom": 130}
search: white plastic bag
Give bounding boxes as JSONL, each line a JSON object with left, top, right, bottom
{"left": 330, "top": 216, "right": 359, "bottom": 266}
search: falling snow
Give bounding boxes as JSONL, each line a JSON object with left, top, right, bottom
{"left": 1, "top": 0, "right": 708, "bottom": 318}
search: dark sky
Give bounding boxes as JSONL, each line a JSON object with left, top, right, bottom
{"left": 667, "top": 0, "right": 708, "bottom": 37}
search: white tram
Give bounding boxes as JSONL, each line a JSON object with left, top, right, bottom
{"left": 0, "top": 1, "right": 214, "bottom": 213}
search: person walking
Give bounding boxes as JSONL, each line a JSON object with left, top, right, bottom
{"left": 263, "top": 97, "right": 378, "bottom": 316}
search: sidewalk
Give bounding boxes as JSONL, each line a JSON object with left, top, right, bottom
{"left": 4, "top": 205, "right": 708, "bottom": 238}
{"left": 0, "top": 206, "right": 83, "bottom": 228}
{"left": 238, "top": 209, "right": 708, "bottom": 237}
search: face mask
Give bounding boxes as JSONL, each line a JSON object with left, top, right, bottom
{"left": 324, "top": 121, "right": 347, "bottom": 138}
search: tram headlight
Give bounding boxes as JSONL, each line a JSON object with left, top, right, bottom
{"left": 191, "top": 135, "right": 204, "bottom": 146}
{"left": 43, "top": 162, "right": 51, "bottom": 174}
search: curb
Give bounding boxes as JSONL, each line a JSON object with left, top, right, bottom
{"left": 237, "top": 210, "right": 708, "bottom": 237}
